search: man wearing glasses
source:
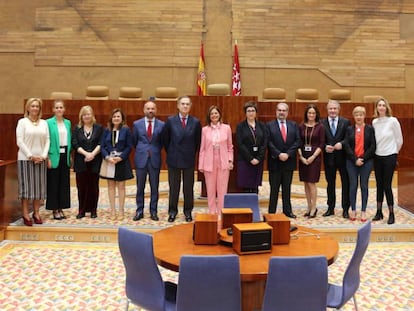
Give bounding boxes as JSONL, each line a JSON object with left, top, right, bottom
{"left": 162, "top": 96, "right": 202, "bottom": 222}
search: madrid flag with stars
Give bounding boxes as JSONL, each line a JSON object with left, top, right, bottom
{"left": 232, "top": 43, "right": 241, "bottom": 96}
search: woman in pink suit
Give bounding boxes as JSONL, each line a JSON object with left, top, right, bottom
{"left": 199, "top": 106, "right": 234, "bottom": 214}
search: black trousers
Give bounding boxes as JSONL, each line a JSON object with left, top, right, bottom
{"left": 76, "top": 163, "right": 100, "bottom": 215}
{"left": 268, "top": 169, "right": 293, "bottom": 214}
{"left": 168, "top": 167, "right": 194, "bottom": 216}
{"left": 46, "top": 153, "right": 70, "bottom": 211}
{"left": 374, "top": 154, "right": 397, "bottom": 206}
{"left": 325, "top": 163, "right": 350, "bottom": 211}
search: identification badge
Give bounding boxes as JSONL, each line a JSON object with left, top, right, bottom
{"left": 304, "top": 145, "right": 312, "bottom": 152}
{"left": 253, "top": 146, "right": 258, "bottom": 152}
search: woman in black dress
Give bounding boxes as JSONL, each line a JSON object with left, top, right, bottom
{"left": 101, "top": 108, "right": 133, "bottom": 220}
{"left": 236, "top": 101, "right": 268, "bottom": 193}
{"left": 72, "top": 105, "right": 104, "bottom": 219}
{"left": 298, "top": 104, "right": 325, "bottom": 218}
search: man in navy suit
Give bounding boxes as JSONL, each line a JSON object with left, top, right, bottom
{"left": 267, "top": 102, "right": 301, "bottom": 218}
{"left": 132, "top": 101, "right": 164, "bottom": 221}
{"left": 321, "top": 100, "right": 351, "bottom": 218}
{"left": 162, "top": 96, "right": 202, "bottom": 222}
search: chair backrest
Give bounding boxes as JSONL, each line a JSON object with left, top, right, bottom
{"left": 328, "top": 88, "right": 351, "bottom": 103}
{"left": 340, "top": 221, "right": 372, "bottom": 305}
{"left": 206, "top": 83, "right": 231, "bottom": 96}
{"left": 262, "top": 256, "right": 328, "bottom": 311}
{"left": 118, "top": 227, "right": 169, "bottom": 311}
{"left": 223, "top": 193, "right": 261, "bottom": 222}
{"left": 119, "top": 86, "right": 143, "bottom": 100}
{"left": 176, "top": 255, "right": 241, "bottom": 311}
{"left": 155, "top": 87, "right": 178, "bottom": 101}
{"left": 363, "top": 95, "right": 383, "bottom": 103}
{"left": 50, "top": 91, "right": 73, "bottom": 100}
{"left": 262, "top": 88, "right": 286, "bottom": 102}
{"left": 85, "top": 85, "right": 109, "bottom": 100}
{"left": 295, "top": 88, "right": 319, "bottom": 102}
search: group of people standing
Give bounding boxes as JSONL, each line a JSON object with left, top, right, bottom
{"left": 16, "top": 96, "right": 402, "bottom": 226}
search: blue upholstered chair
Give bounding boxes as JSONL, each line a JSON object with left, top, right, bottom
{"left": 326, "top": 221, "right": 372, "bottom": 311}
{"left": 118, "top": 227, "right": 176, "bottom": 311}
{"left": 176, "top": 255, "right": 242, "bottom": 311}
{"left": 223, "top": 193, "right": 261, "bottom": 222}
{"left": 262, "top": 256, "right": 328, "bottom": 311}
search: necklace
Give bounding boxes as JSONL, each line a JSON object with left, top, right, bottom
{"left": 28, "top": 117, "right": 38, "bottom": 126}
{"left": 84, "top": 126, "right": 93, "bottom": 139}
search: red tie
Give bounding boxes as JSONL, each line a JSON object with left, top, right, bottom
{"left": 147, "top": 120, "right": 152, "bottom": 140}
{"left": 280, "top": 121, "right": 287, "bottom": 142}
{"left": 181, "top": 117, "right": 186, "bottom": 128}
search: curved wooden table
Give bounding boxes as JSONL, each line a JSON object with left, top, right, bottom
{"left": 153, "top": 223, "right": 339, "bottom": 311}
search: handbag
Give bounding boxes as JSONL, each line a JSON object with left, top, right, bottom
{"left": 99, "top": 159, "right": 115, "bottom": 178}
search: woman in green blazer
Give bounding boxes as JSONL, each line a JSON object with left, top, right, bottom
{"left": 46, "top": 99, "right": 72, "bottom": 220}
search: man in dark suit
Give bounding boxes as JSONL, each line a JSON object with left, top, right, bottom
{"left": 162, "top": 96, "right": 202, "bottom": 222}
{"left": 267, "top": 102, "right": 301, "bottom": 218}
{"left": 321, "top": 100, "right": 351, "bottom": 218}
{"left": 132, "top": 101, "right": 164, "bottom": 221}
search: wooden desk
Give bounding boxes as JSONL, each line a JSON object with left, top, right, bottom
{"left": 153, "top": 223, "right": 339, "bottom": 311}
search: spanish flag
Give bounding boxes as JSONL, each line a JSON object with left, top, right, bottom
{"left": 197, "top": 43, "right": 206, "bottom": 96}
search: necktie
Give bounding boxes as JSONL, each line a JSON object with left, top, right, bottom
{"left": 331, "top": 118, "right": 336, "bottom": 136}
{"left": 181, "top": 117, "right": 186, "bottom": 128}
{"left": 147, "top": 120, "right": 152, "bottom": 140}
{"left": 280, "top": 121, "right": 287, "bottom": 142}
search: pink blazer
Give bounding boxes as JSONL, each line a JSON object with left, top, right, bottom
{"left": 198, "top": 123, "right": 234, "bottom": 172}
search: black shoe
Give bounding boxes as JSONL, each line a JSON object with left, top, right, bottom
{"left": 150, "top": 214, "right": 159, "bottom": 221}
{"left": 387, "top": 212, "right": 395, "bottom": 225}
{"left": 342, "top": 209, "right": 349, "bottom": 219}
{"left": 133, "top": 213, "right": 144, "bottom": 221}
{"left": 76, "top": 214, "right": 85, "bottom": 219}
{"left": 53, "top": 211, "right": 62, "bottom": 220}
{"left": 91, "top": 213, "right": 97, "bottom": 219}
{"left": 303, "top": 211, "right": 310, "bottom": 217}
{"left": 308, "top": 208, "right": 318, "bottom": 219}
{"left": 323, "top": 209, "right": 335, "bottom": 217}
{"left": 372, "top": 210, "right": 384, "bottom": 221}
{"left": 168, "top": 215, "right": 176, "bottom": 222}
{"left": 185, "top": 215, "right": 193, "bottom": 222}
{"left": 58, "top": 209, "right": 67, "bottom": 219}
{"left": 284, "top": 212, "right": 297, "bottom": 219}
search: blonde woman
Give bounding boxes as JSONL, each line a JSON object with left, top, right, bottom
{"left": 372, "top": 98, "right": 403, "bottom": 224}
{"left": 16, "top": 98, "right": 50, "bottom": 226}
{"left": 343, "top": 106, "right": 376, "bottom": 221}
{"left": 72, "top": 106, "right": 104, "bottom": 219}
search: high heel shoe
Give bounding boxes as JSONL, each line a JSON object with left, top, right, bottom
{"left": 360, "top": 212, "right": 367, "bottom": 222}
{"left": 349, "top": 211, "right": 356, "bottom": 221}
{"left": 387, "top": 212, "right": 395, "bottom": 225}
{"left": 53, "top": 211, "right": 62, "bottom": 220}
{"left": 58, "top": 209, "right": 67, "bottom": 219}
{"left": 32, "top": 214, "right": 43, "bottom": 224}
{"left": 308, "top": 208, "right": 318, "bottom": 219}
{"left": 23, "top": 216, "right": 33, "bottom": 226}
{"left": 304, "top": 211, "right": 310, "bottom": 217}
{"left": 372, "top": 210, "right": 384, "bottom": 221}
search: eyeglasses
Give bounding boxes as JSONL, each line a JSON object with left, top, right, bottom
{"left": 246, "top": 109, "right": 256, "bottom": 113}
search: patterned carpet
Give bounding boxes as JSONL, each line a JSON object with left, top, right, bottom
{"left": 0, "top": 240, "right": 413, "bottom": 310}
{"left": 3, "top": 181, "right": 414, "bottom": 310}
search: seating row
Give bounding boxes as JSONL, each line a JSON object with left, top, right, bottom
{"left": 50, "top": 85, "right": 384, "bottom": 103}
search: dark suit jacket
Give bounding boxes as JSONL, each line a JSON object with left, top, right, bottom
{"left": 162, "top": 114, "right": 202, "bottom": 169}
{"left": 72, "top": 123, "right": 104, "bottom": 174}
{"left": 236, "top": 120, "right": 268, "bottom": 163}
{"left": 322, "top": 116, "right": 350, "bottom": 167}
{"left": 132, "top": 118, "right": 164, "bottom": 169}
{"left": 343, "top": 124, "right": 376, "bottom": 162}
{"left": 266, "top": 119, "right": 301, "bottom": 171}
{"left": 101, "top": 126, "right": 133, "bottom": 161}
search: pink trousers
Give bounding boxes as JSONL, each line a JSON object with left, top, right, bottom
{"left": 204, "top": 149, "right": 230, "bottom": 214}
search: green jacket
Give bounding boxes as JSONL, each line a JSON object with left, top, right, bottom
{"left": 46, "top": 116, "right": 72, "bottom": 168}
